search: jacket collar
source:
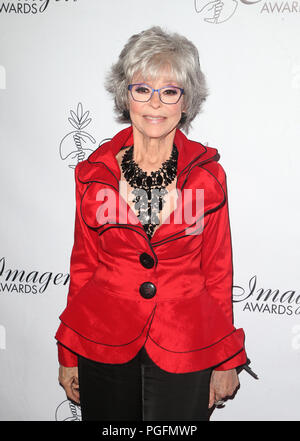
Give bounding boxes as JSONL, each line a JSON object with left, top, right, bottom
{"left": 78, "top": 126, "right": 220, "bottom": 188}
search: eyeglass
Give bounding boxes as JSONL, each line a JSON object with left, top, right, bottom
{"left": 128, "top": 83, "right": 184, "bottom": 105}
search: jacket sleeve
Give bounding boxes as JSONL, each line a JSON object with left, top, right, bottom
{"left": 57, "top": 162, "right": 99, "bottom": 367}
{"left": 200, "top": 165, "right": 246, "bottom": 371}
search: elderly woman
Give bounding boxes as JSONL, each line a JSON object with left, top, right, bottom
{"left": 55, "top": 26, "right": 248, "bottom": 421}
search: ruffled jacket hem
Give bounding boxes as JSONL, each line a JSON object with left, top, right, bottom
{"left": 56, "top": 324, "right": 246, "bottom": 373}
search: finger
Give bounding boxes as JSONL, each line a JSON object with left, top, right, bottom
{"left": 66, "top": 383, "right": 80, "bottom": 404}
{"left": 71, "top": 386, "right": 80, "bottom": 404}
{"left": 72, "top": 374, "right": 79, "bottom": 386}
{"left": 214, "top": 394, "right": 224, "bottom": 403}
{"left": 68, "top": 392, "right": 80, "bottom": 404}
{"left": 59, "top": 375, "right": 78, "bottom": 399}
{"left": 72, "top": 383, "right": 80, "bottom": 394}
{"left": 71, "top": 378, "right": 80, "bottom": 403}
{"left": 64, "top": 383, "right": 74, "bottom": 400}
{"left": 208, "top": 388, "right": 216, "bottom": 408}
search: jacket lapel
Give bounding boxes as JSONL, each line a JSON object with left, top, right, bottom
{"left": 77, "top": 126, "right": 225, "bottom": 245}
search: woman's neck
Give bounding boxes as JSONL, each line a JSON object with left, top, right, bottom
{"left": 131, "top": 127, "right": 176, "bottom": 172}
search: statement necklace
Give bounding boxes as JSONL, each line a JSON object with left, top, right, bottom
{"left": 121, "top": 144, "right": 178, "bottom": 239}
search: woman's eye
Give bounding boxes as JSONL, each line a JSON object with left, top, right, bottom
{"left": 162, "top": 88, "right": 178, "bottom": 96}
{"left": 135, "top": 86, "right": 150, "bottom": 94}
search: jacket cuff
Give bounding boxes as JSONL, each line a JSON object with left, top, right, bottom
{"left": 213, "top": 348, "right": 247, "bottom": 371}
{"left": 57, "top": 342, "right": 78, "bottom": 367}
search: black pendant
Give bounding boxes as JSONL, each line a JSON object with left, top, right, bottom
{"left": 121, "top": 144, "right": 178, "bottom": 239}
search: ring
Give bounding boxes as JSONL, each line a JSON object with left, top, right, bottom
{"left": 214, "top": 400, "right": 225, "bottom": 406}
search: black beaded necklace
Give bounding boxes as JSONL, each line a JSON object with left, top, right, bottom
{"left": 121, "top": 144, "right": 178, "bottom": 239}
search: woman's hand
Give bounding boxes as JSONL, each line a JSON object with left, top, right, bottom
{"left": 209, "top": 368, "right": 239, "bottom": 408}
{"left": 58, "top": 365, "right": 80, "bottom": 404}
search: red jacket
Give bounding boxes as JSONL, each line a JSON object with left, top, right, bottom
{"left": 55, "top": 126, "right": 247, "bottom": 373}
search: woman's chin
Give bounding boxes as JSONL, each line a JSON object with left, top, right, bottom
{"left": 133, "top": 122, "right": 177, "bottom": 141}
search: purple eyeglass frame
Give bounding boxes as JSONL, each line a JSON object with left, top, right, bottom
{"left": 128, "top": 83, "right": 184, "bottom": 104}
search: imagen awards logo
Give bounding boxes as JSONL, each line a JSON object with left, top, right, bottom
{"left": 0, "top": 0, "right": 77, "bottom": 15}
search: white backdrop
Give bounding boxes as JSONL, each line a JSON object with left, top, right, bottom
{"left": 0, "top": 0, "right": 299, "bottom": 422}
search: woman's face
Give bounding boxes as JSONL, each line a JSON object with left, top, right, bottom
{"left": 128, "top": 69, "right": 185, "bottom": 142}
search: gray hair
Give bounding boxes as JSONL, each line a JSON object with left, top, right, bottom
{"left": 105, "top": 26, "right": 208, "bottom": 133}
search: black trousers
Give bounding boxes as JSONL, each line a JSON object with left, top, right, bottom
{"left": 77, "top": 346, "right": 213, "bottom": 421}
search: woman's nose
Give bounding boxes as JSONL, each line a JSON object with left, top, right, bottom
{"left": 149, "top": 90, "right": 161, "bottom": 108}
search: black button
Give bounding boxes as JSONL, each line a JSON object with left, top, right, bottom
{"left": 139, "top": 282, "right": 157, "bottom": 299}
{"left": 139, "top": 252, "right": 154, "bottom": 269}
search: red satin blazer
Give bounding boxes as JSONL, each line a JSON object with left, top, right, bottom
{"left": 55, "top": 126, "right": 247, "bottom": 373}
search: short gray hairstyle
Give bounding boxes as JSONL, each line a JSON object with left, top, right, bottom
{"left": 105, "top": 26, "right": 208, "bottom": 133}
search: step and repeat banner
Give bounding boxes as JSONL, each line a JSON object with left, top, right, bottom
{"left": 0, "top": 0, "right": 299, "bottom": 422}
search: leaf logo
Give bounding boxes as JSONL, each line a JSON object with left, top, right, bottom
{"left": 59, "top": 102, "right": 96, "bottom": 169}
